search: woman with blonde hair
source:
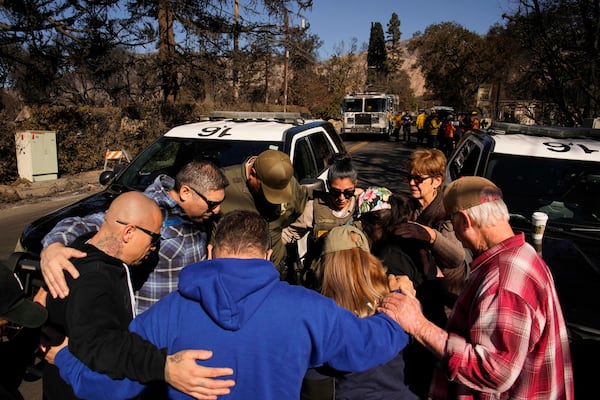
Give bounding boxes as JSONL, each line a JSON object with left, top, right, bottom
{"left": 301, "top": 225, "right": 418, "bottom": 400}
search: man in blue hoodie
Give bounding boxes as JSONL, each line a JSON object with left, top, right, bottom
{"left": 53, "top": 210, "right": 410, "bottom": 400}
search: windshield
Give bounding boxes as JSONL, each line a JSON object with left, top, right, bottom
{"left": 485, "top": 153, "right": 600, "bottom": 228}
{"left": 364, "top": 98, "right": 386, "bottom": 112}
{"left": 342, "top": 99, "right": 363, "bottom": 112}
{"left": 115, "top": 137, "right": 282, "bottom": 191}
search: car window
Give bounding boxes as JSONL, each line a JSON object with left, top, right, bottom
{"left": 116, "top": 137, "right": 281, "bottom": 190}
{"left": 324, "top": 123, "right": 345, "bottom": 153}
{"left": 293, "top": 137, "right": 318, "bottom": 182}
{"left": 448, "top": 138, "right": 482, "bottom": 180}
{"left": 309, "top": 131, "right": 335, "bottom": 174}
{"left": 486, "top": 153, "right": 600, "bottom": 226}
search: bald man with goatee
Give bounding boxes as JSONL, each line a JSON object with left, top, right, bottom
{"left": 42, "top": 192, "right": 235, "bottom": 400}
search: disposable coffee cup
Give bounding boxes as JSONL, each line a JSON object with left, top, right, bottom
{"left": 531, "top": 212, "right": 548, "bottom": 241}
{"left": 533, "top": 238, "right": 543, "bottom": 254}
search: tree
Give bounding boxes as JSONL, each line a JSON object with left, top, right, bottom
{"left": 385, "top": 12, "right": 411, "bottom": 104}
{"left": 0, "top": 0, "right": 129, "bottom": 105}
{"left": 504, "top": 0, "right": 600, "bottom": 125}
{"left": 366, "top": 22, "right": 387, "bottom": 91}
{"left": 386, "top": 12, "right": 401, "bottom": 45}
{"left": 408, "top": 22, "right": 486, "bottom": 110}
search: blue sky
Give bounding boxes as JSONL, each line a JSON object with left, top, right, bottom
{"left": 302, "top": 0, "right": 512, "bottom": 59}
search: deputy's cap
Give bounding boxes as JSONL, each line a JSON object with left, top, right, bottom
{"left": 322, "top": 225, "right": 370, "bottom": 255}
{"left": 443, "top": 176, "right": 503, "bottom": 215}
{"left": 254, "top": 150, "right": 294, "bottom": 204}
{"left": 0, "top": 264, "right": 47, "bottom": 328}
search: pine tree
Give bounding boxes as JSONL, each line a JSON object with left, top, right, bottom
{"left": 387, "top": 13, "right": 401, "bottom": 45}
{"left": 366, "top": 22, "right": 387, "bottom": 91}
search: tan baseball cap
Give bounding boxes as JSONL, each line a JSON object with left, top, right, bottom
{"left": 322, "top": 225, "right": 370, "bottom": 255}
{"left": 443, "top": 176, "right": 503, "bottom": 215}
{"left": 253, "top": 150, "right": 294, "bottom": 204}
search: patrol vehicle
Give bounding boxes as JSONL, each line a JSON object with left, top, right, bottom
{"left": 447, "top": 121, "right": 600, "bottom": 396}
{"left": 15, "top": 112, "right": 346, "bottom": 261}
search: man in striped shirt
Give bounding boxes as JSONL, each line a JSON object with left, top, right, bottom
{"left": 381, "top": 176, "right": 573, "bottom": 400}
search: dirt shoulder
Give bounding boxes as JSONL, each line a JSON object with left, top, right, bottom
{"left": 0, "top": 170, "right": 104, "bottom": 210}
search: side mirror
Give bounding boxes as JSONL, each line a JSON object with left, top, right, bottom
{"left": 99, "top": 170, "right": 115, "bottom": 185}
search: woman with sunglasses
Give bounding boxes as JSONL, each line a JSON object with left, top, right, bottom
{"left": 396, "top": 148, "right": 467, "bottom": 304}
{"left": 394, "top": 148, "right": 468, "bottom": 399}
{"left": 282, "top": 153, "right": 361, "bottom": 288}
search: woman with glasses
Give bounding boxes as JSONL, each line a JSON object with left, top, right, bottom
{"left": 394, "top": 148, "right": 467, "bottom": 399}
{"left": 282, "top": 153, "right": 361, "bottom": 288}
{"left": 396, "top": 148, "right": 467, "bottom": 303}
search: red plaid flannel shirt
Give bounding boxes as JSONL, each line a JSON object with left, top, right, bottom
{"left": 429, "top": 233, "right": 574, "bottom": 400}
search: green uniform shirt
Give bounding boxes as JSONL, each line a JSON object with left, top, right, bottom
{"left": 220, "top": 162, "right": 308, "bottom": 270}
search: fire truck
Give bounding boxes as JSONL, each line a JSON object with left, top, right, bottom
{"left": 340, "top": 92, "right": 400, "bottom": 138}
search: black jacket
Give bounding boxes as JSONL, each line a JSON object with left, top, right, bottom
{"left": 43, "top": 235, "right": 166, "bottom": 400}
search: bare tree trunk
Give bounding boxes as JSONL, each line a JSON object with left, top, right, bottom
{"left": 158, "top": 0, "right": 178, "bottom": 103}
{"left": 282, "top": 13, "right": 289, "bottom": 111}
{"left": 233, "top": 0, "right": 239, "bottom": 102}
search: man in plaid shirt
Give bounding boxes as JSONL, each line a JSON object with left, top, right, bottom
{"left": 39, "top": 160, "right": 228, "bottom": 314}
{"left": 381, "top": 176, "right": 573, "bottom": 400}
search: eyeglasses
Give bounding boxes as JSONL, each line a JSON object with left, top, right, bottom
{"left": 405, "top": 174, "right": 432, "bottom": 185}
{"left": 115, "top": 220, "right": 162, "bottom": 245}
{"left": 188, "top": 186, "right": 224, "bottom": 211}
{"left": 329, "top": 188, "right": 355, "bottom": 199}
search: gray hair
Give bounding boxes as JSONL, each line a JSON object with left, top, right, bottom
{"left": 463, "top": 199, "right": 509, "bottom": 228}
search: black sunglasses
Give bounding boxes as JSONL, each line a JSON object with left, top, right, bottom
{"left": 404, "top": 174, "right": 432, "bottom": 185}
{"left": 116, "top": 220, "right": 162, "bottom": 245}
{"left": 188, "top": 186, "right": 224, "bottom": 211}
{"left": 329, "top": 188, "right": 355, "bottom": 199}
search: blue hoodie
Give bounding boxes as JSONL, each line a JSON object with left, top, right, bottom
{"left": 56, "top": 258, "right": 409, "bottom": 400}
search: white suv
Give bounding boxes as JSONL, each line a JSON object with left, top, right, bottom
{"left": 447, "top": 121, "right": 600, "bottom": 396}
{"left": 18, "top": 112, "right": 346, "bottom": 256}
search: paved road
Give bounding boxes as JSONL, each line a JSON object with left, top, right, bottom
{"left": 345, "top": 136, "right": 415, "bottom": 193}
{"left": 0, "top": 192, "right": 100, "bottom": 263}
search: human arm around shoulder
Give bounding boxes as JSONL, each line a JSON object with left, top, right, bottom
{"left": 63, "top": 273, "right": 235, "bottom": 399}
{"left": 309, "top": 294, "right": 409, "bottom": 372}
{"left": 40, "top": 212, "right": 105, "bottom": 298}
{"left": 66, "top": 269, "right": 167, "bottom": 383}
{"left": 165, "top": 350, "right": 235, "bottom": 399}
{"left": 55, "top": 346, "right": 235, "bottom": 400}
{"left": 55, "top": 346, "right": 146, "bottom": 400}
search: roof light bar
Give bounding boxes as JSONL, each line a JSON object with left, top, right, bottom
{"left": 490, "top": 121, "right": 600, "bottom": 139}
{"left": 208, "top": 111, "right": 304, "bottom": 124}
